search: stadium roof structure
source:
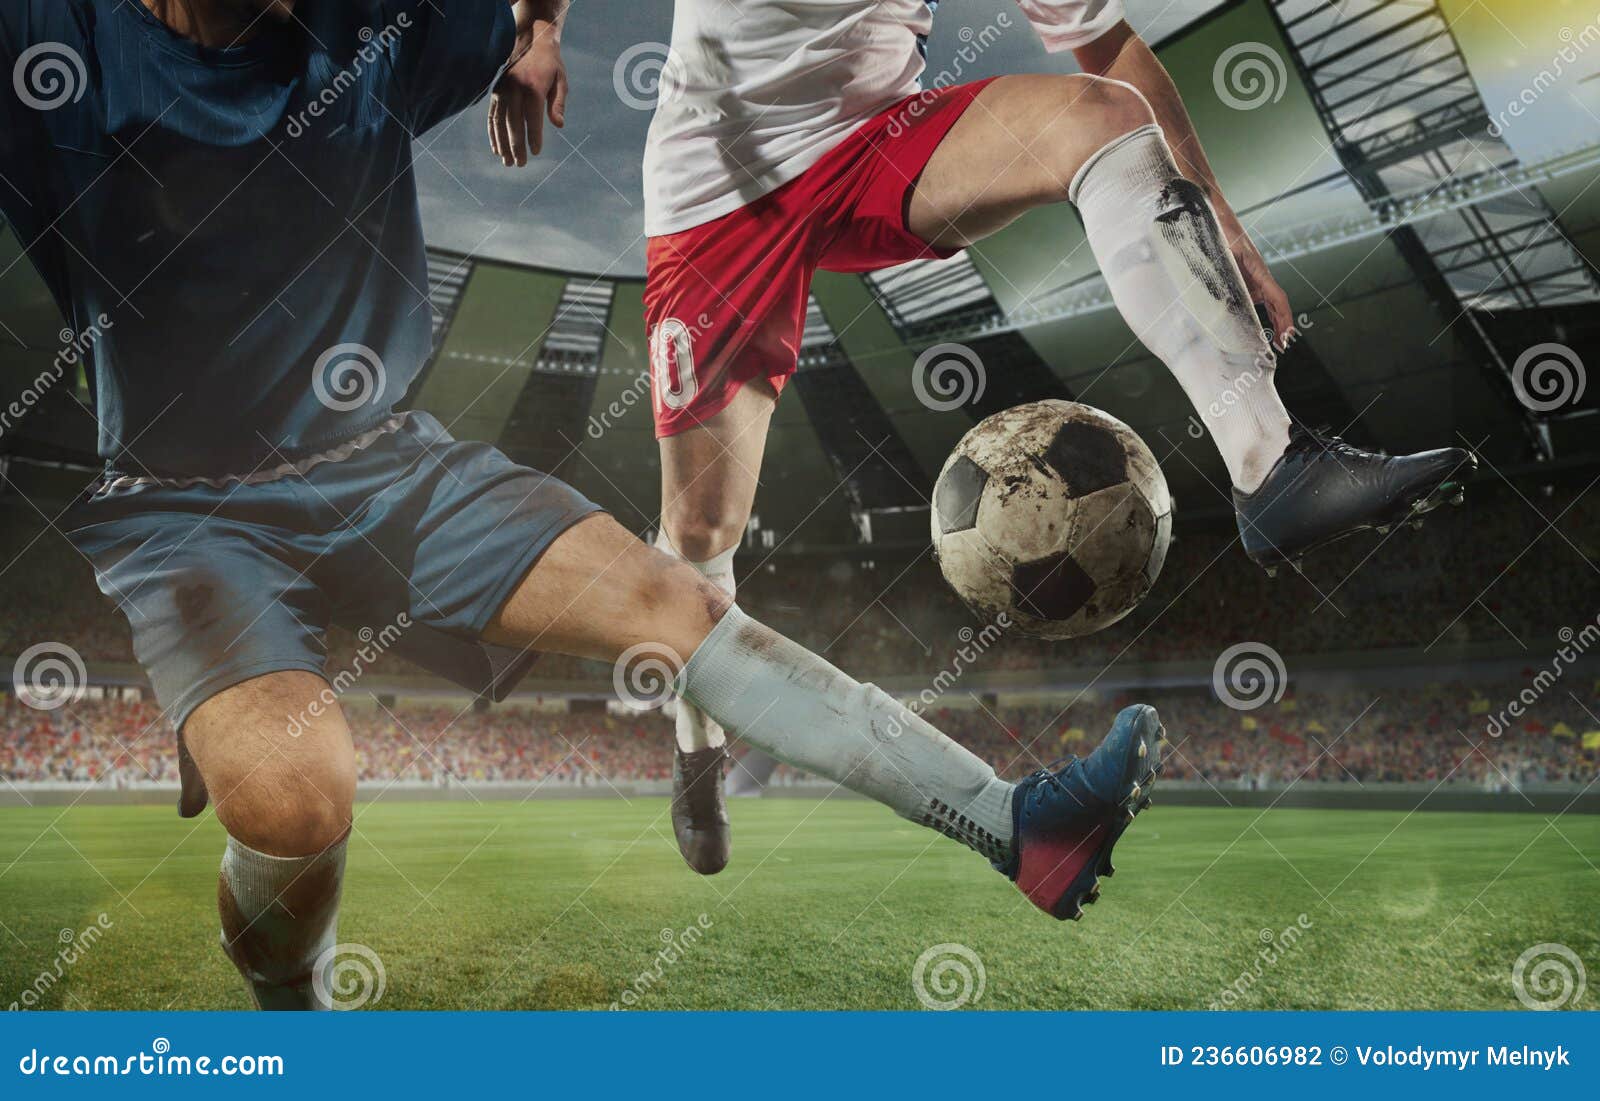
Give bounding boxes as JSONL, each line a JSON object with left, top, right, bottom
{"left": 2, "top": 0, "right": 1597, "bottom": 551}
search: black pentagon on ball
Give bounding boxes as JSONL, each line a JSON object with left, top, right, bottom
{"left": 935, "top": 455, "right": 988, "bottom": 534}
{"left": 1041, "top": 420, "right": 1128, "bottom": 497}
{"left": 1009, "top": 550, "right": 1098, "bottom": 622}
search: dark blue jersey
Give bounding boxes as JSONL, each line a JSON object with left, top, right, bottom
{"left": 0, "top": 0, "right": 514, "bottom": 474}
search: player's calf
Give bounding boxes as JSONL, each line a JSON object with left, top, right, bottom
{"left": 676, "top": 607, "right": 1160, "bottom": 918}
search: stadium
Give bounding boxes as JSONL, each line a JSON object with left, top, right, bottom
{"left": 2, "top": 0, "right": 1598, "bottom": 1015}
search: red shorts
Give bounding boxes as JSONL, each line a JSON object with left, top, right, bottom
{"left": 645, "top": 78, "right": 996, "bottom": 437}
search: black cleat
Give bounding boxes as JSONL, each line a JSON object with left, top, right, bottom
{"left": 672, "top": 745, "right": 731, "bottom": 875}
{"left": 1233, "top": 425, "right": 1475, "bottom": 572}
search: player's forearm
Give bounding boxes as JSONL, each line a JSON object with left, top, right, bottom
{"left": 1077, "top": 28, "right": 1233, "bottom": 217}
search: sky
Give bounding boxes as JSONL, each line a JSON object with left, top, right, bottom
{"left": 413, "top": 0, "right": 1229, "bottom": 277}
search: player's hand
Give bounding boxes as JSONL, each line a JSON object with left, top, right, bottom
{"left": 1217, "top": 204, "right": 1295, "bottom": 351}
{"left": 489, "top": 3, "right": 567, "bottom": 167}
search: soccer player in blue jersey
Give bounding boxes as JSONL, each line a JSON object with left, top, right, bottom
{"left": 2, "top": 0, "right": 1161, "bottom": 1009}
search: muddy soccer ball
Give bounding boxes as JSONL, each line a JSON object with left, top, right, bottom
{"left": 931, "top": 400, "right": 1172, "bottom": 639}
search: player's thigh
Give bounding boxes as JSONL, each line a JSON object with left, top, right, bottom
{"left": 907, "top": 73, "right": 1155, "bottom": 249}
{"left": 184, "top": 671, "right": 356, "bottom": 856}
{"left": 645, "top": 205, "right": 813, "bottom": 553}
{"left": 659, "top": 376, "right": 779, "bottom": 559}
{"left": 484, "top": 513, "right": 730, "bottom": 668}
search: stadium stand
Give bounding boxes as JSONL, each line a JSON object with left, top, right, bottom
{"left": 6, "top": 678, "right": 1596, "bottom": 790}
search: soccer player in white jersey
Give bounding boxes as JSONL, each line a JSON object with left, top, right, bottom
{"left": 491, "top": 0, "right": 1474, "bottom": 875}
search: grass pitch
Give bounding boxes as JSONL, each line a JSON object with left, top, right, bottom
{"left": 1, "top": 798, "right": 1596, "bottom": 1011}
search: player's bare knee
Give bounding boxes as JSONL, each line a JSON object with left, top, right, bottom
{"left": 663, "top": 504, "right": 743, "bottom": 563}
{"left": 227, "top": 758, "right": 353, "bottom": 856}
{"left": 629, "top": 543, "right": 733, "bottom": 659}
{"left": 207, "top": 737, "right": 355, "bottom": 856}
{"left": 1068, "top": 75, "right": 1153, "bottom": 132}
{"left": 1053, "top": 75, "right": 1154, "bottom": 173}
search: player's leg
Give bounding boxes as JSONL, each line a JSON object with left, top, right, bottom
{"left": 65, "top": 490, "right": 353, "bottom": 1009}
{"left": 644, "top": 206, "right": 814, "bottom": 874}
{"left": 184, "top": 671, "right": 355, "bottom": 1010}
{"left": 485, "top": 513, "right": 1159, "bottom": 919}
{"left": 912, "top": 74, "right": 1290, "bottom": 486}
{"left": 907, "top": 75, "right": 1473, "bottom": 569}
{"left": 655, "top": 378, "right": 778, "bottom": 873}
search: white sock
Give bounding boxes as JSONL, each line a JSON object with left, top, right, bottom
{"left": 219, "top": 834, "right": 346, "bottom": 1010}
{"left": 677, "top": 606, "right": 1014, "bottom": 863}
{"left": 655, "top": 528, "right": 732, "bottom": 753}
{"left": 1071, "top": 124, "right": 1292, "bottom": 492}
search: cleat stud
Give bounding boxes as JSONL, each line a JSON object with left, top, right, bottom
{"left": 1130, "top": 783, "right": 1141, "bottom": 800}
{"left": 1264, "top": 566, "right": 1278, "bottom": 578}
{"left": 1138, "top": 740, "right": 1148, "bottom": 759}
{"left": 1409, "top": 518, "right": 1425, "bottom": 531}
{"left": 1375, "top": 524, "right": 1392, "bottom": 535}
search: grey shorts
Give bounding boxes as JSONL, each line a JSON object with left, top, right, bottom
{"left": 65, "top": 412, "right": 602, "bottom": 729}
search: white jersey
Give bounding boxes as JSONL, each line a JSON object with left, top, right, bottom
{"left": 643, "top": 1, "right": 1126, "bottom": 237}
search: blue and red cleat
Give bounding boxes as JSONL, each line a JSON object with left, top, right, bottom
{"left": 998, "top": 704, "right": 1163, "bottom": 920}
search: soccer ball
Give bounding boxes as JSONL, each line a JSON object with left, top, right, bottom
{"left": 930, "top": 400, "right": 1172, "bottom": 640}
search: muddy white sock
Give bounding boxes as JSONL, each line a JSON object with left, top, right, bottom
{"left": 656, "top": 528, "right": 733, "bottom": 753}
{"left": 219, "top": 834, "right": 346, "bottom": 1010}
{"left": 677, "top": 606, "right": 1013, "bottom": 862}
{"left": 1071, "top": 124, "right": 1291, "bottom": 492}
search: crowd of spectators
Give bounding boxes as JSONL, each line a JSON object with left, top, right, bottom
{"left": 6, "top": 677, "right": 1595, "bottom": 791}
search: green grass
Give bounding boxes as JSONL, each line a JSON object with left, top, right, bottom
{"left": 1, "top": 799, "right": 1596, "bottom": 1010}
